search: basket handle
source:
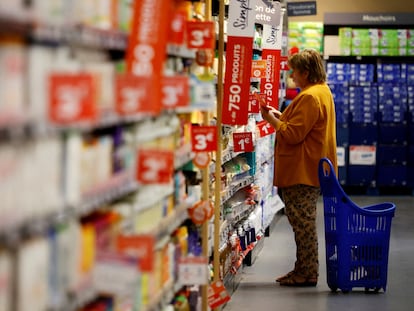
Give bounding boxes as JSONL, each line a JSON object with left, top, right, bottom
{"left": 318, "top": 157, "right": 337, "bottom": 180}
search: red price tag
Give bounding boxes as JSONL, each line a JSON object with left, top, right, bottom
{"left": 257, "top": 120, "right": 275, "bottom": 137}
{"left": 280, "top": 56, "right": 289, "bottom": 71}
{"left": 208, "top": 280, "right": 230, "bottom": 309}
{"left": 136, "top": 149, "right": 174, "bottom": 184}
{"left": 168, "top": 10, "right": 186, "bottom": 45}
{"left": 186, "top": 21, "right": 215, "bottom": 49}
{"left": 161, "top": 75, "right": 189, "bottom": 109}
{"left": 191, "top": 126, "right": 217, "bottom": 152}
{"left": 49, "top": 73, "right": 97, "bottom": 124}
{"left": 233, "top": 132, "right": 254, "bottom": 152}
{"left": 248, "top": 93, "right": 259, "bottom": 113}
{"left": 115, "top": 74, "right": 160, "bottom": 115}
{"left": 117, "top": 234, "right": 155, "bottom": 272}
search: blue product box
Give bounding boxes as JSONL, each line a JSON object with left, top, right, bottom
{"left": 409, "top": 123, "right": 414, "bottom": 143}
{"left": 336, "top": 124, "right": 349, "bottom": 145}
{"left": 408, "top": 145, "right": 414, "bottom": 165}
{"left": 377, "top": 165, "right": 408, "bottom": 186}
{"left": 407, "top": 165, "right": 414, "bottom": 187}
{"left": 378, "top": 123, "right": 408, "bottom": 144}
{"left": 347, "top": 165, "right": 376, "bottom": 186}
{"left": 349, "top": 123, "right": 378, "bottom": 145}
{"left": 376, "top": 144, "right": 408, "bottom": 165}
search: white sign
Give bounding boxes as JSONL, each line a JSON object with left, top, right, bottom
{"left": 254, "top": 0, "right": 281, "bottom": 26}
{"left": 349, "top": 145, "right": 376, "bottom": 165}
{"left": 227, "top": 0, "right": 256, "bottom": 37}
{"left": 178, "top": 256, "right": 209, "bottom": 286}
{"left": 337, "top": 146, "right": 346, "bottom": 167}
{"left": 262, "top": 7, "right": 284, "bottom": 49}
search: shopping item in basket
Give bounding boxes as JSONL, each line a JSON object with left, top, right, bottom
{"left": 318, "top": 158, "right": 396, "bottom": 293}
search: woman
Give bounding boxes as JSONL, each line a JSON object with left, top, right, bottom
{"left": 260, "top": 49, "right": 337, "bottom": 286}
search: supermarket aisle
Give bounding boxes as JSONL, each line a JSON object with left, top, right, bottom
{"left": 223, "top": 195, "right": 414, "bottom": 311}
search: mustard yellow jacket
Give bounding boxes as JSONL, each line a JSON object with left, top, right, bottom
{"left": 273, "top": 83, "right": 338, "bottom": 188}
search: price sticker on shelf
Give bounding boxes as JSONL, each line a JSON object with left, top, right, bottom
{"left": 188, "top": 200, "right": 214, "bottom": 225}
{"left": 208, "top": 280, "right": 231, "bottom": 309}
{"left": 136, "top": 149, "right": 174, "bottom": 184}
{"left": 161, "top": 75, "right": 189, "bottom": 109}
{"left": 168, "top": 10, "right": 186, "bottom": 45}
{"left": 191, "top": 126, "right": 217, "bottom": 152}
{"left": 117, "top": 234, "right": 155, "bottom": 272}
{"left": 257, "top": 120, "right": 275, "bottom": 137}
{"left": 248, "top": 93, "right": 259, "bottom": 113}
{"left": 49, "top": 73, "right": 97, "bottom": 124}
{"left": 115, "top": 74, "right": 160, "bottom": 115}
{"left": 178, "top": 256, "right": 209, "bottom": 286}
{"left": 233, "top": 132, "right": 254, "bottom": 152}
{"left": 186, "top": 21, "right": 215, "bottom": 49}
{"left": 193, "top": 152, "right": 211, "bottom": 169}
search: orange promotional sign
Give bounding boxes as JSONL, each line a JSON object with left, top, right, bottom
{"left": 188, "top": 200, "right": 214, "bottom": 225}
{"left": 117, "top": 234, "right": 155, "bottom": 272}
{"left": 161, "top": 75, "right": 190, "bottom": 110}
{"left": 115, "top": 74, "right": 158, "bottom": 115}
{"left": 137, "top": 149, "right": 174, "bottom": 184}
{"left": 49, "top": 73, "right": 97, "bottom": 124}
{"left": 126, "top": 0, "right": 172, "bottom": 115}
{"left": 251, "top": 60, "right": 267, "bottom": 79}
{"left": 186, "top": 21, "right": 215, "bottom": 49}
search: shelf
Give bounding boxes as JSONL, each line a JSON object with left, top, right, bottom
{"left": 0, "top": 14, "right": 128, "bottom": 51}
{"left": 78, "top": 171, "right": 138, "bottom": 216}
{"left": 324, "top": 55, "right": 414, "bottom": 64}
{"left": 0, "top": 171, "right": 138, "bottom": 246}
{"left": 220, "top": 175, "right": 254, "bottom": 205}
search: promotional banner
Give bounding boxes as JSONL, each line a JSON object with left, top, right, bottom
{"left": 260, "top": 8, "right": 284, "bottom": 109}
{"left": 222, "top": 0, "right": 256, "bottom": 125}
{"left": 126, "top": 0, "right": 171, "bottom": 115}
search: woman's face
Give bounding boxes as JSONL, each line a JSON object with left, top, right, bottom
{"left": 290, "top": 68, "right": 309, "bottom": 89}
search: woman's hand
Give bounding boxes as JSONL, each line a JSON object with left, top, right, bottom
{"left": 260, "top": 105, "right": 281, "bottom": 122}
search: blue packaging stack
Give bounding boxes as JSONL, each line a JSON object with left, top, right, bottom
{"left": 376, "top": 64, "right": 409, "bottom": 187}
{"left": 350, "top": 63, "right": 375, "bottom": 83}
{"left": 408, "top": 83, "right": 414, "bottom": 187}
{"left": 329, "top": 82, "right": 349, "bottom": 184}
{"left": 347, "top": 83, "right": 378, "bottom": 186}
{"left": 326, "top": 60, "right": 413, "bottom": 191}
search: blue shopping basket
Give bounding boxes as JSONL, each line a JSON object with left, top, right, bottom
{"left": 318, "top": 158, "right": 396, "bottom": 293}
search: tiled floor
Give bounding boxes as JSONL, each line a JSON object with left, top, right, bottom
{"left": 223, "top": 195, "right": 414, "bottom": 311}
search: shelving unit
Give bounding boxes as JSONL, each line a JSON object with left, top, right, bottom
{"left": 323, "top": 12, "right": 414, "bottom": 194}
{"left": 0, "top": 1, "right": 286, "bottom": 311}
{"left": 0, "top": 2, "right": 218, "bottom": 310}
